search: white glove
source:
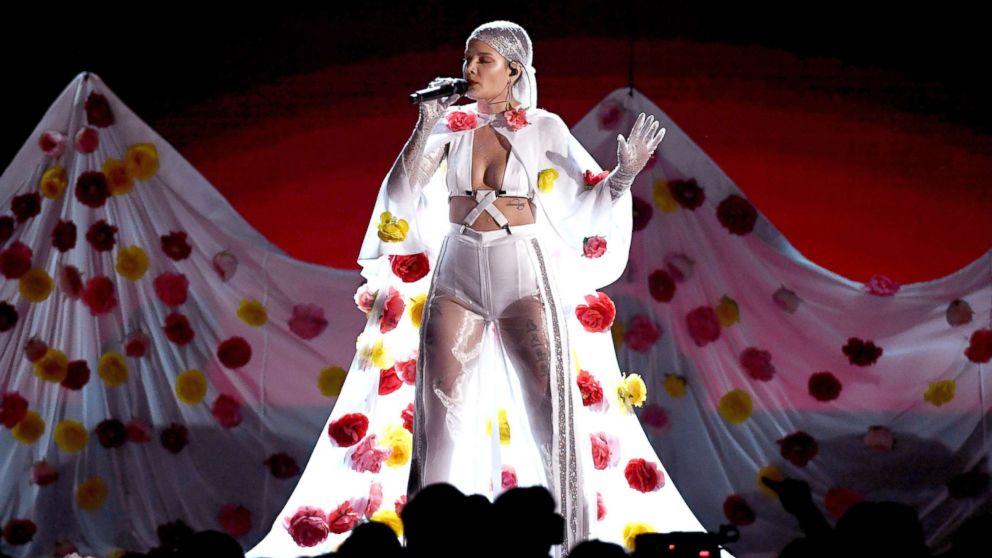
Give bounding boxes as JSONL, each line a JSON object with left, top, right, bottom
{"left": 606, "top": 112, "right": 666, "bottom": 201}
{"left": 417, "top": 76, "right": 463, "bottom": 125}
{"left": 401, "top": 77, "right": 462, "bottom": 189}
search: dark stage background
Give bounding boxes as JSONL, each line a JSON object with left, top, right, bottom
{"left": 2, "top": 2, "right": 989, "bottom": 284}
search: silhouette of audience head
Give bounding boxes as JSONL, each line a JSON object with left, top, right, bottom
{"left": 175, "top": 529, "right": 244, "bottom": 558}
{"left": 568, "top": 539, "right": 627, "bottom": 558}
{"left": 834, "top": 501, "right": 928, "bottom": 558}
{"left": 402, "top": 482, "right": 483, "bottom": 558}
{"left": 492, "top": 485, "right": 565, "bottom": 557}
{"left": 335, "top": 520, "right": 402, "bottom": 558}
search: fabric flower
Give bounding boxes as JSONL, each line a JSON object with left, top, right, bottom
{"left": 590, "top": 432, "right": 620, "bottom": 470}
{"left": 647, "top": 269, "right": 676, "bottom": 302}
{"left": 0, "top": 392, "right": 29, "bottom": 428}
{"left": 284, "top": 506, "right": 329, "bottom": 547}
{"left": 537, "top": 168, "right": 559, "bottom": 193}
{"left": 757, "top": 465, "right": 785, "bottom": 497}
{"left": 19, "top": 268, "right": 54, "bottom": 302}
{"left": 11, "top": 193, "right": 41, "bottom": 223}
{"left": 51, "top": 219, "right": 77, "bottom": 252}
{"left": 212, "top": 250, "right": 238, "bottom": 281}
{"left": 95, "top": 418, "right": 126, "bottom": 448}
{"left": 175, "top": 369, "right": 208, "bottom": 404}
{"left": 596, "top": 492, "right": 607, "bottom": 521}
{"left": 11, "top": 411, "right": 45, "bottom": 444}
{"left": 686, "top": 306, "right": 721, "bottom": 347}
{"left": 501, "top": 464, "right": 518, "bottom": 489}
{"left": 163, "top": 313, "right": 195, "bottom": 345}
{"left": 74, "top": 126, "right": 99, "bottom": 153}
{"left": 946, "top": 299, "right": 974, "bottom": 326}
{"left": 82, "top": 276, "right": 117, "bottom": 315}
{"left": 34, "top": 347, "right": 68, "bottom": 383}
{"left": 2, "top": 518, "right": 37, "bottom": 545}
{"left": 740, "top": 347, "right": 776, "bottom": 381}
{"left": 376, "top": 211, "right": 409, "bottom": 242}
{"left": 597, "top": 100, "right": 624, "bottom": 130}
{"left": 864, "top": 274, "right": 900, "bottom": 296}
{"left": 103, "top": 157, "right": 133, "bottom": 195}
{"left": 54, "top": 420, "right": 89, "bottom": 452}
{"left": 808, "top": 371, "right": 842, "bottom": 402}
{"left": 98, "top": 351, "right": 128, "bottom": 386}
{"left": 723, "top": 495, "right": 755, "bottom": 526}
{"left": 125, "top": 419, "right": 151, "bottom": 443}
{"left": 58, "top": 265, "right": 84, "bottom": 299}
{"left": 125, "top": 143, "right": 160, "bottom": 180}
{"left": 624, "top": 458, "right": 663, "bottom": 492}
{"left": 350, "top": 434, "right": 390, "bottom": 473}
{"left": 622, "top": 522, "right": 654, "bottom": 551}
{"left": 383, "top": 424, "right": 412, "bottom": 467}
{"left": 583, "top": 169, "right": 610, "bottom": 188}
{"left": 625, "top": 314, "right": 660, "bottom": 352}
{"left": 39, "top": 130, "right": 67, "bottom": 158}
{"left": 397, "top": 356, "right": 417, "bottom": 385}
{"left": 379, "top": 287, "right": 406, "bottom": 333}
{"left": 965, "top": 328, "right": 992, "bottom": 363}
{"left": 0, "top": 301, "right": 17, "bottom": 332}
{"left": 153, "top": 271, "right": 189, "bottom": 306}
{"left": 40, "top": 165, "right": 69, "bottom": 200}
{"left": 665, "top": 253, "right": 696, "bottom": 282}
{"left": 408, "top": 293, "right": 427, "bottom": 329}
{"left": 402, "top": 403, "right": 414, "bottom": 433}
{"left": 641, "top": 404, "right": 671, "bottom": 435}
{"left": 669, "top": 178, "right": 705, "bottom": 210}
{"left": 357, "top": 333, "right": 394, "bottom": 369}
{"left": 235, "top": 299, "right": 268, "bottom": 327}
{"left": 663, "top": 374, "right": 687, "bottom": 398}
{"left": 582, "top": 235, "right": 607, "bottom": 258}
{"left": 211, "top": 394, "right": 242, "bottom": 428}
{"left": 218, "top": 504, "right": 251, "bottom": 538}
{"left": 772, "top": 286, "right": 802, "bottom": 313}
{"left": 359, "top": 481, "right": 384, "bottom": 519}
{"left": 217, "top": 337, "right": 252, "bottom": 369}
{"left": 379, "top": 367, "right": 403, "bottom": 395}
{"left": 924, "top": 379, "right": 955, "bottom": 407}
{"left": 74, "top": 171, "right": 110, "bottom": 208}
{"left": 576, "top": 370, "right": 604, "bottom": 407}
{"left": 824, "top": 487, "right": 864, "bottom": 519}
{"left": 354, "top": 284, "right": 377, "bottom": 315}
{"left": 160, "top": 231, "right": 192, "bottom": 260}
{"left": 484, "top": 409, "right": 511, "bottom": 444}
{"left": 445, "top": 110, "right": 478, "bottom": 131}
{"left": 778, "top": 431, "right": 818, "bottom": 467}
{"left": 389, "top": 252, "right": 430, "bottom": 282}
{"left": 318, "top": 366, "right": 347, "bottom": 397}
{"left": 716, "top": 194, "right": 757, "bottom": 235}
{"left": 24, "top": 338, "right": 48, "bottom": 362}
{"left": 288, "top": 303, "right": 328, "bottom": 340}
{"left": 30, "top": 460, "right": 59, "bottom": 486}
{"left": 617, "top": 372, "right": 647, "bottom": 409}
{"left": 264, "top": 452, "right": 300, "bottom": 479}
{"left": 1, "top": 241, "right": 32, "bottom": 279}
{"left": 575, "top": 291, "right": 616, "bottom": 332}
{"left": 503, "top": 107, "right": 529, "bottom": 131}
{"left": 328, "top": 413, "right": 369, "bottom": 447}
{"left": 75, "top": 476, "right": 109, "bottom": 510}
{"left": 653, "top": 179, "right": 679, "bottom": 212}
{"left": 715, "top": 295, "right": 740, "bottom": 326}
{"left": 123, "top": 331, "right": 150, "bottom": 358}
{"left": 718, "top": 389, "right": 752, "bottom": 424}
{"left": 842, "top": 337, "right": 883, "bottom": 366}
{"left": 115, "top": 246, "right": 149, "bottom": 281}
{"left": 863, "top": 425, "right": 894, "bottom": 451}
{"left": 327, "top": 501, "right": 361, "bottom": 535}
{"left": 160, "top": 423, "right": 189, "bottom": 454}
{"left": 85, "top": 91, "right": 114, "bottom": 127}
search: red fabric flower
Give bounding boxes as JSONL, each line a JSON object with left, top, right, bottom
{"left": 161, "top": 231, "right": 193, "bottom": 261}
{"left": 0, "top": 215, "right": 14, "bottom": 245}
{"left": 808, "top": 371, "right": 842, "bottom": 402}
{"left": 126, "top": 419, "right": 151, "bottom": 443}
{"left": 284, "top": 506, "right": 330, "bottom": 547}
{"left": 264, "top": 452, "right": 301, "bottom": 479}
{"left": 842, "top": 337, "right": 883, "bottom": 366}
{"left": 24, "top": 338, "right": 48, "bottom": 362}
{"left": 30, "top": 460, "right": 58, "bottom": 486}
{"left": 212, "top": 394, "right": 243, "bottom": 428}
{"left": 389, "top": 252, "right": 430, "bottom": 282}
{"left": 86, "top": 220, "right": 118, "bottom": 252}
{"left": 396, "top": 357, "right": 417, "bottom": 385}
{"left": 11, "top": 193, "right": 41, "bottom": 223}
{"left": 85, "top": 91, "right": 115, "bottom": 127}
{"left": 0, "top": 241, "right": 32, "bottom": 279}
{"left": 361, "top": 481, "right": 384, "bottom": 518}
{"left": 632, "top": 195, "right": 652, "bottom": 231}
{"left": 642, "top": 405, "right": 671, "bottom": 435}
{"left": 75, "top": 126, "right": 99, "bottom": 153}
{"left": 648, "top": 269, "right": 675, "bottom": 302}
{"left": 162, "top": 312, "right": 195, "bottom": 345}
{"left": 327, "top": 501, "right": 360, "bottom": 534}
{"left": 217, "top": 337, "right": 252, "bottom": 369}
{"left": 74, "top": 171, "right": 110, "bottom": 208}
{"left": 59, "top": 265, "right": 84, "bottom": 299}
{"left": 575, "top": 292, "right": 616, "bottom": 333}
{"left": 52, "top": 220, "right": 77, "bottom": 252}
{"left": 597, "top": 101, "right": 623, "bottom": 130}
{"left": 501, "top": 465, "right": 518, "bottom": 489}
{"left": 864, "top": 274, "right": 900, "bottom": 296}
{"left": 394, "top": 495, "right": 407, "bottom": 515}
{"left": 379, "top": 287, "right": 406, "bottom": 333}
{"left": 504, "top": 107, "right": 529, "bottom": 131}
{"left": 576, "top": 370, "right": 604, "bottom": 407}
{"left": 723, "top": 495, "right": 755, "bottom": 526}
{"left": 686, "top": 306, "right": 721, "bottom": 347}
{"left": 1, "top": 518, "right": 36, "bottom": 545}
{"left": 965, "top": 329, "right": 992, "bottom": 363}
{"left": 716, "top": 194, "right": 757, "bottom": 235}
{"left": 740, "top": 347, "right": 776, "bottom": 381}
{"left": 96, "top": 418, "right": 127, "bottom": 448}
{"left": 624, "top": 458, "right": 663, "bottom": 492}
{"left": 160, "top": 422, "right": 189, "bottom": 454}
{"left": 625, "top": 314, "right": 661, "bottom": 352}
{"left": 665, "top": 253, "right": 695, "bottom": 282}
{"left": 670, "top": 178, "right": 705, "bottom": 210}
{"left": 288, "top": 303, "right": 328, "bottom": 340}
{"left": 153, "top": 272, "right": 189, "bottom": 307}
{"left": 824, "top": 487, "right": 864, "bottom": 519}
{"left": 0, "top": 392, "right": 28, "bottom": 428}
{"left": 778, "top": 431, "right": 818, "bottom": 467}
{"left": 446, "top": 110, "right": 478, "bottom": 132}
{"left": 402, "top": 403, "right": 414, "bottom": 433}
{"left": 123, "top": 331, "right": 150, "bottom": 357}
{"left": 379, "top": 367, "right": 403, "bottom": 395}
{"left": 582, "top": 236, "right": 607, "bottom": 258}
{"left": 583, "top": 169, "right": 610, "bottom": 187}
{"left": 327, "top": 413, "right": 369, "bottom": 447}
{"left": 218, "top": 504, "right": 252, "bottom": 538}
{"left": 61, "top": 360, "right": 91, "bottom": 390}
{"left": 82, "top": 275, "right": 117, "bottom": 315}
{"left": 0, "top": 301, "right": 17, "bottom": 332}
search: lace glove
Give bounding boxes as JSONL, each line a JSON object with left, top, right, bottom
{"left": 604, "top": 112, "right": 666, "bottom": 202}
{"left": 400, "top": 77, "right": 462, "bottom": 189}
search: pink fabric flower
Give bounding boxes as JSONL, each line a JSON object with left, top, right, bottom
{"left": 596, "top": 101, "right": 623, "bottom": 130}
{"left": 575, "top": 292, "right": 616, "bottom": 333}
{"left": 218, "top": 504, "right": 251, "bottom": 537}
{"left": 326, "top": 501, "right": 360, "bottom": 534}
{"left": 212, "top": 250, "right": 238, "bottom": 281}
{"left": 58, "top": 265, "right": 84, "bottom": 299}
{"left": 596, "top": 492, "right": 607, "bottom": 520}
{"left": 864, "top": 274, "right": 900, "bottom": 296}
{"left": 379, "top": 287, "right": 406, "bottom": 333}
{"left": 284, "top": 506, "right": 329, "bottom": 547}
{"left": 773, "top": 286, "right": 802, "bottom": 313}
{"left": 354, "top": 481, "right": 383, "bottom": 519}
{"left": 740, "top": 347, "right": 776, "bottom": 381}
{"left": 153, "top": 272, "right": 189, "bottom": 307}
{"left": 288, "top": 303, "right": 328, "bottom": 340}
{"left": 686, "top": 306, "right": 721, "bottom": 347}
{"left": 664, "top": 253, "right": 695, "bottom": 282}
{"left": 350, "top": 434, "right": 390, "bottom": 473}
{"left": 39, "top": 130, "right": 67, "bottom": 157}
{"left": 625, "top": 314, "right": 661, "bottom": 352}
{"left": 446, "top": 110, "right": 478, "bottom": 132}
{"left": 74, "top": 126, "right": 99, "bottom": 154}
{"left": 30, "top": 460, "right": 59, "bottom": 486}
{"left": 590, "top": 432, "right": 620, "bottom": 470}
{"left": 396, "top": 357, "right": 417, "bottom": 385}
{"left": 582, "top": 235, "right": 607, "bottom": 258}
{"left": 394, "top": 495, "right": 407, "bottom": 515}
{"left": 503, "top": 108, "right": 529, "bottom": 131}
{"left": 641, "top": 404, "right": 671, "bottom": 435}
{"left": 501, "top": 465, "right": 518, "bottom": 489}
{"left": 354, "top": 284, "right": 377, "bottom": 315}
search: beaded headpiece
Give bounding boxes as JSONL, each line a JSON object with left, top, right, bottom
{"left": 466, "top": 20, "right": 537, "bottom": 110}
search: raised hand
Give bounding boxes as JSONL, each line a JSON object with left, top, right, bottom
{"left": 418, "top": 76, "right": 463, "bottom": 124}
{"left": 617, "top": 112, "right": 666, "bottom": 178}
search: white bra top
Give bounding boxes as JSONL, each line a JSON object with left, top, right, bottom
{"left": 445, "top": 127, "right": 533, "bottom": 199}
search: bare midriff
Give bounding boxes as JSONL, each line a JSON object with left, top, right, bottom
{"left": 449, "top": 195, "right": 535, "bottom": 230}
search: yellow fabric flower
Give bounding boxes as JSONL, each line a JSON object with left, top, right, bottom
{"left": 176, "top": 369, "right": 208, "bottom": 404}
{"left": 622, "top": 522, "right": 654, "bottom": 551}
{"left": 716, "top": 295, "right": 740, "bottom": 327}
{"left": 486, "top": 409, "right": 512, "bottom": 445}
{"left": 663, "top": 374, "right": 687, "bottom": 398}
{"left": 383, "top": 424, "right": 412, "bottom": 467}
{"left": 757, "top": 465, "right": 785, "bottom": 497}
{"left": 237, "top": 299, "right": 268, "bottom": 327}
{"left": 76, "top": 476, "right": 109, "bottom": 510}
{"left": 35, "top": 347, "right": 69, "bottom": 383}
{"left": 99, "top": 352, "right": 129, "bottom": 386}
{"left": 12, "top": 411, "right": 45, "bottom": 444}
{"left": 376, "top": 211, "right": 409, "bottom": 242}
{"left": 318, "top": 366, "right": 347, "bottom": 397}
{"left": 924, "top": 379, "right": 955, "bottom": 407}
{"left": 107, "top": 550, "right": 127, "bottom": 558}
{"left": 572, "top": 349, "right": 582, "bottom": 374}
{"left": 408, "top": 293, "right": 427, "bottom": 329}
{"left": 55, "top": 420, "right": 89, "bottom": 453}
{"left": 537, "top": 168, "right": 559, "bottom": 193}
{"left": 653, "top": 179, "right": 678, "bottom": 212}
{"left": 125, "top": 143, "right": 160, "bottom": 180}
{"left": 611, "top": 319, "right": 625, "bottom": 351}
{"left": 19, "top": 267, "right": 54, "bottom": 303}
{"left": 103, "top": 157, "right": 134, "bottom": 195}
{"left": 718, "top": 389, "right": 752, "bottom": 424}
{"left": 40, "top": 165, "right": 68, "bottom": 199}
{"left": 624, "top": 373, "right": 647, "bottom": 407}
{"left": 370, "top": 509, "right": 403, "bottom": 537}
{"left": 115, "top": 246, "right": 149, "bottom": 281}
{"left": 371, "top": 338, "right": 394, "bottom": 370}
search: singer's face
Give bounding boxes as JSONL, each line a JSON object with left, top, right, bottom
{"left": 463, "top": 39, "right": 514, "bottom": 101}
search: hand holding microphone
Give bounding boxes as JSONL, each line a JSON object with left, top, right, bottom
{"left": 411, "top": 77, "right": 467, "bottom": 123}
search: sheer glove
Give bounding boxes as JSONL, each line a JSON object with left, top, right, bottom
{"left": 605, "top": 112, "right": 666, "bottom": 202}
{"left": 400, "top": 77, "right": 462, "bottom": 189}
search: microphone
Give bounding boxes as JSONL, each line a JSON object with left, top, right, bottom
{"left": 408, "top": 79, "right": 469, "bottom": 104}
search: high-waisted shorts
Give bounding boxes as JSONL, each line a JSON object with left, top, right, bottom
{"left": 431, "top": 222, "right": 542, "bottom": 321}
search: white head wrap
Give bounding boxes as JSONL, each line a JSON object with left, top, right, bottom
{"left": 466, "top": 20, "right": 538, "bottom": 110}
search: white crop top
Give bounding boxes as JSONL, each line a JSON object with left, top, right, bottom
{"left": 445, "top": 128, "right": 533, "bottom": 199}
